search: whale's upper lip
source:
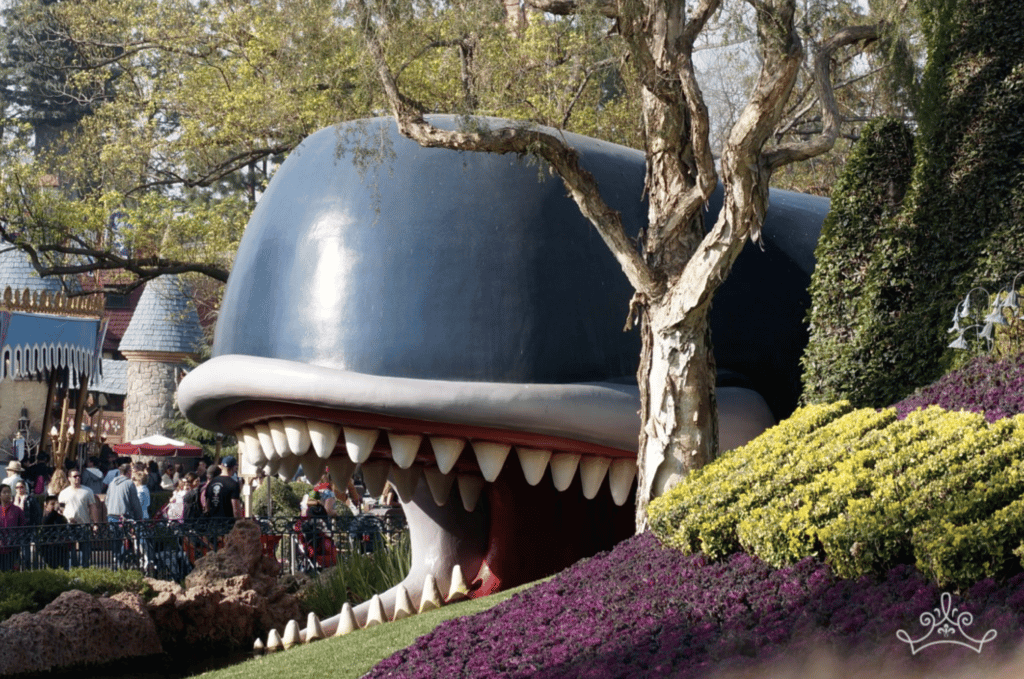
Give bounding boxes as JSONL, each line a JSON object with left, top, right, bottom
{"left": 178, "top": 354, "right": 641, "bottom": 452}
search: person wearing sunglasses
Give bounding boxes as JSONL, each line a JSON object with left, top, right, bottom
{"left": 57, "top": 470, "right": 100, "bottom": 567}
{"left": 13, "top": 481, "right": 41, "bottom": 525}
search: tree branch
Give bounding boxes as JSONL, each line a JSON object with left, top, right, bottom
{"left": 353, "top": 0, "right": 663, "bottom": 297}
{"left": 0, "top": 236, "right": 229, "bottom": 294}
{"left": 766, "top": 24, "right": 879, "bottom": 170}
{"left": 523, "top": 0, "right": 618, "bottom": 18}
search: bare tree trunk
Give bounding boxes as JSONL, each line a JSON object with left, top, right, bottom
{"left": 635, "top": 301, "right": 717, "bottom": 530}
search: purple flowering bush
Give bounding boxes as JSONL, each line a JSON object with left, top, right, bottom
{"left": 892, "top": 354, "right": 1024, "bottom": 421}
{"left": 366, "top": 534, "right": 1024, "bottom": 678}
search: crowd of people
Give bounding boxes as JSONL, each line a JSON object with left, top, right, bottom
{"left": 0, "top": 448, "right": 402, "bottom": 574}
{"left": 0, "top": 451, "right": 248, "bottom": 572}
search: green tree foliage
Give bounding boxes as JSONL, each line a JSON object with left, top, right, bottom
{"left": 800, "top": 118, "right": 915, "bottom": 406}
{"left": 0, "top": 0, "right": 642, "bottom": 291}
{"left": 801, "top": 0, "right": 1024, "bottom": 406}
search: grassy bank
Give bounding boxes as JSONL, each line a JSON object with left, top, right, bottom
{"left": 196, "top": 580, "right": 543, "bottom": 679}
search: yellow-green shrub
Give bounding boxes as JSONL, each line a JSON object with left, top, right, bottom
{"left": 648, "top": 404, "right": 1024, "bottom": 589}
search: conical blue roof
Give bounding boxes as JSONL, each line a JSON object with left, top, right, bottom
{"left": 119, "top": 276, "right": 203, "bottom": 354}
{"left": 0, "top": 248, "right": 75, "bottom": 294}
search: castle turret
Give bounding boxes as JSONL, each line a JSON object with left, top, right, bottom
{"left": 118, "top": 276, "right": 202, "bottom": 441}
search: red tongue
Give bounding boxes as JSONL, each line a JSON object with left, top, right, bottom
{"left": 468, "top": 460, "right": 635, "bottom": 597}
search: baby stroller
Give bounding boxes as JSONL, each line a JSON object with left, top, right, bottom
{"left": 295, "top": 505, "right": 338, "bottom": 572}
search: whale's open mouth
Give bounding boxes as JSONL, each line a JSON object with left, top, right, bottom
{"left": 178, "top": 354, "right": 640, "bottom": 642}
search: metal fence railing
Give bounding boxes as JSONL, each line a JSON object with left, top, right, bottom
{"left": 0, "top": 512, "right": 407, "bottom": 581}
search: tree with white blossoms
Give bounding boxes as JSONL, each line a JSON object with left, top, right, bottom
{"left": 351, "top": 0, "right": 904, "bottom": 529}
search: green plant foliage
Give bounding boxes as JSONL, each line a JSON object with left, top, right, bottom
{"left": 648, "top": 403, "right": 1024, "bottom": 589}
{"left": 0, "top": 567, "right": 152, "bottom": 622}
{"left": 250, "top": 479, "right": 303, "bottom": 518}
{"left": 801, "top": 0, "right": 1024, "bottom": 407}
{"left": 299, "top": 532, "right": 412, "bottom": 619}
{"left": 800, "top": 118, "right": 916, "bottom": 407}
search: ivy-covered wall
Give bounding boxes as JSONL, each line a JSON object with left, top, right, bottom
{"left": 801, "top": 0, "right": 1024, "bottom": 407}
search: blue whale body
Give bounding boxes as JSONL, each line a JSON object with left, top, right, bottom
{"left": 178, "top": 116, "right": 829, "bottom": 630}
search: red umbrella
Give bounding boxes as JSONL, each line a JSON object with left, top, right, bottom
{"left": 112, "top": 434, "right": 202, "bottom": 458}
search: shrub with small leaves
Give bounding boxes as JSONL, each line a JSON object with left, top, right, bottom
{"left": 649, "top": 403, "right": 1024, "bottom": 589}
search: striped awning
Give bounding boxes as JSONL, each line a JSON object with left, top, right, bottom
{"left": 0, "top": 288, "right": 106, "bottom": 381}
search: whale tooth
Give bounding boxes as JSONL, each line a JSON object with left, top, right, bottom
{"left": 299, "top": 452, "right": 327, "bottom": 484}
{"left": 266, "top": 628, "right": 283, "bottom": 652}
{"left": 335, "top": 602, "right": 357, "bottom": 636}
{"left": 429, "top": 437, "right": 464, "bottom": 474}
{"left": 256, "top": 423, "right": 277, "bottom": 460}
{"left": 516, "top": 447, "right": 551, "bottom": 486}
{"left": 456, "top": 474, "right": 484, "bottom": 512}
{"left": 392, "top": 585, "right": 414, "bottom": 621}
{"left": 327, "top": 457, "right": 356, "bottom": 491}
{"left": 549, "top": 453, "right": 581, "bottom": 492}
{"left": 242, "top": 428, "right": 266, "bottom": 466}
{"left": 269, "top": 420, "right": 289, "bottom": 457}
{"left": 364, "top": 594, "right": 385, "bottom": 628}
{"left": 283, "top": 418, "right": 311, "bottom": 455}
{"left": 308, "top": 420, "right": 342, "bottom": 459}
{"left": 580, "top": 456, "right": 612, "bottom": 499}
{"left": 423, "top": 467, "right": 454, "bottom": 506}
{"left": 253, "top": 637, "right": 265, "bottom": 653}
{"left": 282, "top": 619, "right": 301, "bottom": 649}
{"left": 276, "top": 454, "right": 301, "bottom": 482}
{"left": 306, "top": 612, "right": 324, "bottom": 642}
{"left": 446, "top": 564, "right": 469, "bottom": 603}
{"left": 361, "top": 460, "right": 389, "bottom": 497}
{"left": 343, "top": 426, "right": 378, "bottom": 464}
{"left": 237, "top": 431, "right": 259, "bottom": 467}
{"left": 389, "top": 464, "right": 421, "bottom": 503}
{"left": 472, "top": 441, "right": 511, "bottom": 482}
{"left": 388, "top": 433, "right": 422, "bottom": 469}
{"left": 420, "top": 573, "right": 443, "bottom": 613}
{"left": 265, "top": 456, "right": 281, "bottom": 477}
{"left": 608, "top": 458, "right": 638, "bottom": 506}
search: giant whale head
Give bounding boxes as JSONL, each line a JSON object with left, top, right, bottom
{"left": 178, "top": 116, "right": 829, "bottom": 637}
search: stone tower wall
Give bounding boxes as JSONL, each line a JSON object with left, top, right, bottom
{"left": 124, "top": 359, "right": 182, "bottom": 442}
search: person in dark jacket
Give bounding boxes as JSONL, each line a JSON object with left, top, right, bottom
{"left": 40, "top": 495, "right": 69, "bottom": 569}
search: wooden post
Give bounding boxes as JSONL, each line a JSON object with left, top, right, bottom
{"left": 39, "top": 369, "right": 58, "bottom": 458}
{"left": 54, "top": 390, "right": 70, "bottom": 469}
{"left": 70, "top": 372, "right": 89, "bottom": 466}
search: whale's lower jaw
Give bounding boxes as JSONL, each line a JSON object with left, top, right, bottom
{"left": 177, "top": 356, "right": 642, "bottom": 648}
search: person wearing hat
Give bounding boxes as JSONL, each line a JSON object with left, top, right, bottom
{"left": 2, "top": 460, "right": 24, "bottom": 491}
{"left": 220, "top": 455, "right": 239, "bottom": 482}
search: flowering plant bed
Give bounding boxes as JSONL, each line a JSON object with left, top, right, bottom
{"left": 367, "top": 533, "right": 1024, "bottom": 678}
{"left": 893, "top": 354, "right": 1024, "bottom": 422}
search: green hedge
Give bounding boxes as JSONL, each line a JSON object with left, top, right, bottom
{"left": 250, "top": 479, "right": 315, "bottom": 518}
{"left": 799, "top": 118, "right": 916, "bottom": 407}
{"left": 800, "top": 0, "right": 1024, "bottom": 407}
{"left": 648, "top": 403, "right": 1024, "bottom": 589}
{"left": 0, "top": 568, "right": 152, "bottom": 622}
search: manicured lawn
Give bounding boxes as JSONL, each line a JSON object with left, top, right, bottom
{"left": 195, "top": 580, "right": 544, "bottom": 679}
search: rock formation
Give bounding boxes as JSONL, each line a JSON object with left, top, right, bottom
{"left": 0, "top": 590, "right": 161, "bottom": 675}
{"left": 147, "top": 518, "right": 300, "bottom": 650}
{"left": 0, "top": 519, "right": 299, "bottom": 675}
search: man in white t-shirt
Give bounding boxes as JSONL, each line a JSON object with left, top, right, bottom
{"left": 57, "top": 470, "right": 100, "bottom": 567}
